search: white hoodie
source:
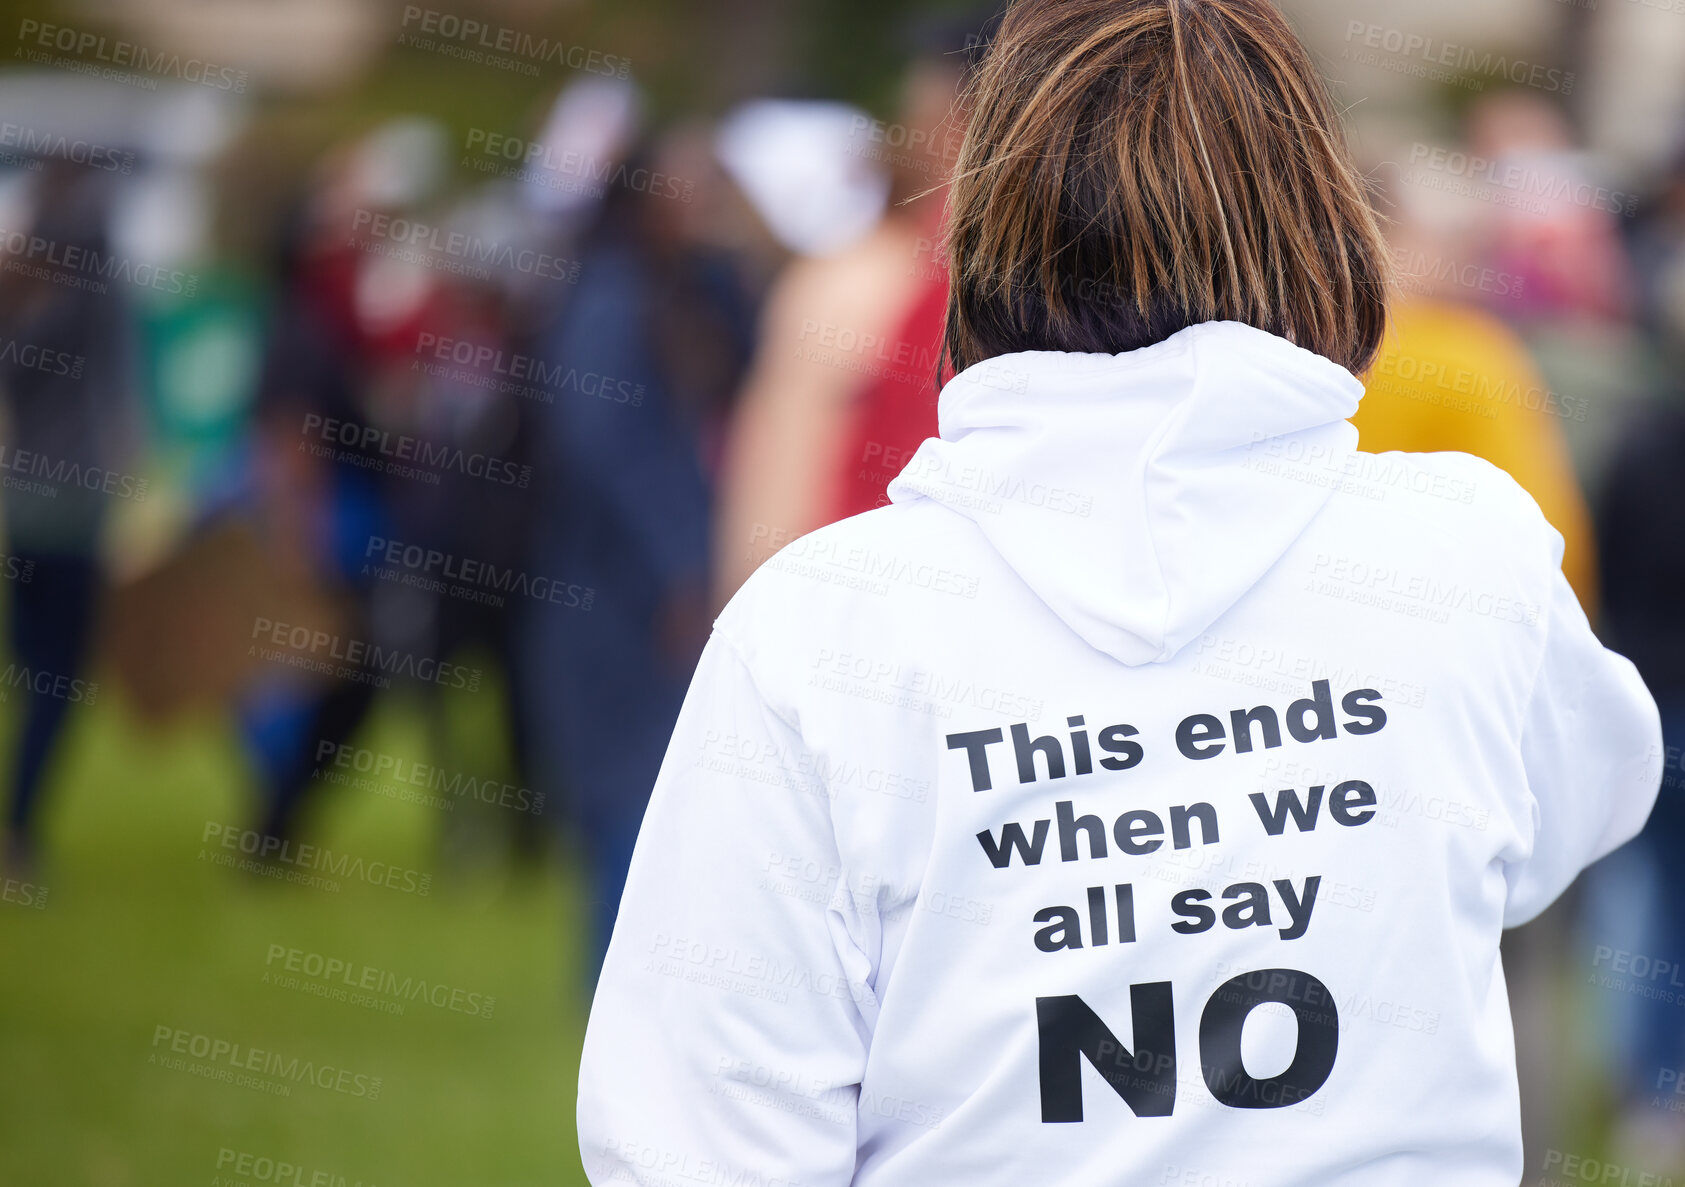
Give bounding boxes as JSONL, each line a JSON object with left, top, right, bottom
{"left": 578, "top": 321, "right": 1662, "bottom": 1187}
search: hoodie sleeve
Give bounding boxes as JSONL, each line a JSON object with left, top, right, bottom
{"left": 1502, "top": 561, "right": 1663, "bottom": 927}
{"left": 577, "top": 627, "right": 870, "bottom": 1186}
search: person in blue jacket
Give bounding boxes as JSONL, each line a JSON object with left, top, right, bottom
{"left": 519, "top": 137, "right": 756, "bottom": 972}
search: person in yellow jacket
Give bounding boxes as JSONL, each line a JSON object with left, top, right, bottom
{"left": 1357, "top": 296, "right": 1598, "bottom": 613}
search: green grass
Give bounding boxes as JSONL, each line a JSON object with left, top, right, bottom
{"left": 0, "top": 686, "right": 592, "bottom": 1187}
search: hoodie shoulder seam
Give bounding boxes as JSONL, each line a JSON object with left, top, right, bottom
{"left": 708, "top": 618, "right": 806, "bottom": 740}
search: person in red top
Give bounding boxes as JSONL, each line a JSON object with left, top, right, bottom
{"left": 828, "top": 245, "right": 950, "bottom": 522}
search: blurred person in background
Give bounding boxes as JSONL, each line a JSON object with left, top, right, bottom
{"left": 710, "top": 23, "right": 976, "bottom": 604}
{"left": 0, "top": 159, "right": 136, "bottom": 874}
{"left": 1356, "top": 304, "right": 1596, "bottom": 605}
{"left": 1356, "top": 163, "right": 1599, "bottom": 610}
{"left": 241, "top": 192, "right": 384, "bottom": 849}
{"left": 1593, "top": 395, "right": 1685, "bottom": 1174}
{"left": 826, "top": 13, "right": 996, "bottom": 524}
{"left": 518, "top": 107, "right": 759, "bottom": 970}
{"left": 1458, "top": 89, "right": 1647, "bottom": 516}
{"left": 1582, "top": 143, "right": 1685, "bottom": 1173}
{"left": 240, "top": 120, "right": 458, "bottom": 847}
{"left": 348, "top": 149, "right": 543, "bottom": 866}
{"left": 1464, "top": 90, "right": 1633, "bottom": 329}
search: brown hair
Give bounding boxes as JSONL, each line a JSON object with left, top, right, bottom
{"left": 943, "top": 0, "right": 1391, "bottom": 376}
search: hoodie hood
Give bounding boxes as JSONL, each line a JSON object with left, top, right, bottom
{"left": 885, "top": 321, "right": 1363, "bottom": 666}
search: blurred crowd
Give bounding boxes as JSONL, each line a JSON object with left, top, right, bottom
{"left": 2, "top": 0, "right": 1685, "bottom": 1173}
